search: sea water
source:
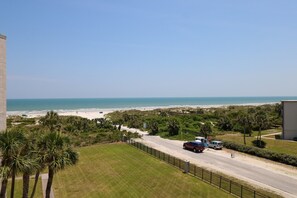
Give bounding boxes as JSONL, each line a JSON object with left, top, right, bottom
{"left": 7, "top": 97, "right": 297, "bottom": 112}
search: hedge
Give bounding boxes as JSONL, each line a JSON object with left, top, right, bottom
{"left": 222, "top": 141, "right": 297, "bottom": 167}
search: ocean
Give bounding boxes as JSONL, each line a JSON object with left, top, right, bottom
{"left": 7, "top": 97, "right": 297, "bottom": 112}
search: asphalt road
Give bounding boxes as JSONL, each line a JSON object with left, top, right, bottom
{"left": 122, "top": 126, "right": 297, "bottom": 198}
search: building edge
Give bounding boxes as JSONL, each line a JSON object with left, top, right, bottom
{"left": 0, "top": 34, "right": 7, "bottom": 40}
{"left": 0, "top": 34, "right": 6, "bottom": 131}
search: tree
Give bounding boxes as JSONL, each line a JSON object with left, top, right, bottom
{"left": 111, "top": 117, "right": 124, "bottom": 131}
{"left": 254, "top": 111, "right": 269, "bottom": 147}
{"left": 200, "top": 122, "right": 212, "bottom": 138}
{"left": 30, "top": 133, "right": 47, "bottom": 198}
{"left": 237, "top": 112, "right": 253, "bottom": 145}
{"left": 217, "top": 115, "right": 233, "bottom": 131}
{"left": 19, "top": 132, "right": 40, "bottom": 198}
{"left": 0, "top": 130, "right": 25, "bottom": 198}
{"left": 274, "top": 103, "right": 282, "bottom": 118}
{"left": 41, "top": 132, "right": 78, "bottom": 198}
{"left": 167, "top": 120, "right": 180, "bottom": 136}
{"left": 0, "top": 166, "right": 10, "bottom": 198}
{"left": 40, "top": 111, "right": 60, "bottom": 132}
{"left": 149, "top": 121, "right": 159, "bottom": 135}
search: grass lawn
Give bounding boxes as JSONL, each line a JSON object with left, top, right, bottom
{"left": 7, "top": 177, "right": 43, "bottom": 197}
{"left": 54, "top": 143, "right": 232, "bottom": 198}
{"left": 217, "top": 133, "right": 297, "bottom": 157}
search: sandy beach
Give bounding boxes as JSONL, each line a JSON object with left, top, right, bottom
{"left": 7, "top": 102, "right": 279, "bottom": 120}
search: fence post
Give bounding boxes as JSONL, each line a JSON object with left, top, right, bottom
{"left": 229, "top": 180, "right": 232, "bottom": 193}
{"left": 173, "top": 156, "right": 175, "bottom": 166}
{"left": 241, "top": 185, "right": 243, "bottom": 198}
{"left": 219, "top": 176, "right": 222, "bottom": 188}
{"left": 183, "top": 160, "right": 190, "bottom": 173}
{"left": 202, "top": 169, "right": 204, "bottom": 179}
{"left": 194, "top": 166, "right": 196, "bottom": 176}
{"left": 254, "top": 191, "right": 256, "bottom": 198}
{"left": 210, "top": 172, "right": 212, "bottom": 184}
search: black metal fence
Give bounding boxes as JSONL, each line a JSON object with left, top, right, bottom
{"left": 128, "top": 139, "right": 269, "bottom": 198}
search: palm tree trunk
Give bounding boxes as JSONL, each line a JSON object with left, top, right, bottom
{"left": 11, "top": 168, "right": 16, "bottom": 198}
{"left": 30, "top": 171, "right": 40, "bottom": 198}
{"left": 46, "top": 167, "right": 54, "bottom": 198}
{"left": 259, "top": 128, "right": 262, "bottom": 147}
{"left": 243, "top": 127, "right": 246, "bottom": 145}
{"left": 0, "top": 178, "right": 8, "bottom": 198}
{"left": 22, "top": 172, "right": 30, "bottom": 198}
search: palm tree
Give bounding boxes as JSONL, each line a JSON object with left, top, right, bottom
{"left": 167, "top": 120, "right": 180, "bottom": 136}
{"left": 30, "top": 156, "right": 45, "bottom": 198}
{"left": 40, "top": 132, "right": 78, "bottom": 198}
{"left": 0, "top": 130, "right": 25, "bottom": 198}
{"left": 40, "top": 111, "right": 60, "bottom": 132}
{"left": 0, "top": 166, "right": 10, "bottom": 198}
{"left": 238, "top": 112, "right": 253, "bottom": 145}
{"left": 30, "top": 132, "right": 47, "bottom": 198}
{"left": 21, "top": 158, "right": 39, "bottom": 198}
{"left": 149, "top": 121, "right": 159, "bottom": 135}
{"left": 218, "top": 115, "right": 232, "bottom": 131}
{"left": 19, "top": 132, "right": 40, "bottom": 198}
{"left": 200, "top": 122, "right": 212, "bottom": 139}
{"left": 254, "top": 111, "right": 269, "bottom": 147}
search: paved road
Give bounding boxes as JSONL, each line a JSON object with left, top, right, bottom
{"left": 122, "top": 126, "right": 297, "bottom": 198}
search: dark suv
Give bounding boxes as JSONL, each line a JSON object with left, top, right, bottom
{"left": 183, "top": 141, "right": 205, "bottom": 153}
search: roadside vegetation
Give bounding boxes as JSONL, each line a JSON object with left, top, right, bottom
{"left": 8, "top": 114, "right": 139, "bottom": 147}
{"left": 2, "top": 111, "right": 139, "bottom": 197}
{"left": 53, "top": 143, "right": 232, "bottom": 198}
{"left": 2, "top": 104, "right": 295, "bottom": 197}
{"left": 217, "top": 132, "right": 297, "bottom": 157}
{"left": 108, "top": 104, "right": 297, "bottom": 165}
{"left": 108, "top": 104, "right": 282, "bottom": 142}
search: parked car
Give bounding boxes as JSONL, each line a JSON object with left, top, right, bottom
{"left": 195, "top": 136, "right": 209, "bottom": 147}
{"left": 208, "top": 141, "right": 223, "bottom": 150}
{"left": 183, "top": 141, "right": 205, "bottom": 153}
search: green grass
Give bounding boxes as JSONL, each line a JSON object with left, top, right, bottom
{"left": 218, "top": 133, "right": 297, "bottom": 157}
{"left": 7, "top": 177, "right": 43, "bottom": 197}
{"left": 54, "top": 143, "right": 233, "bottom": 198}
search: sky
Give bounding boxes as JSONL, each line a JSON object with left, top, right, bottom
{"left": 1, "top": 0, "right": 297, "bottom": 99}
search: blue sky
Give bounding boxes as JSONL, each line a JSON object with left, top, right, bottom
{"left": 1, "top": 0, "right": 297, "bottom": 99}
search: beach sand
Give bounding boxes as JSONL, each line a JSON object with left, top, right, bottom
{"left": 7, "top": 102, "right": 278, "bottom": 120}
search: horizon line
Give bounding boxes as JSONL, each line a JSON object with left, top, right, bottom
{"left": 7, "top": 96, "right": 297, "bottom": 100}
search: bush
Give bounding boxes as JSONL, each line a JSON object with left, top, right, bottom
{"left": 223, "top": 141, "right": 297, "bottom": 166}
{"left": 252, "top": 140, "right": 266, "bottom": 148}
{"left": 275, "top": 134, "right": 281, "bottom": 139}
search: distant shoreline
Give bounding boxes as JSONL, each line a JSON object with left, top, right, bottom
{"left": 7, "top": 96, "right": 294, "bottom": 112}
{"left": 7, "top": 102, "right": 279, "bottom": 120}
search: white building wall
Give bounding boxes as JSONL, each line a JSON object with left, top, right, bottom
{"left": 282, "top": 101, "right": 297, "bottom": 140}
{"left": 0, "top": 34, "right": 6, "bottom": 132}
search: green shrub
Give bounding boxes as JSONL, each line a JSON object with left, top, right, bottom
{"left": 275, "top": 134, "right": 281, "bottom": 139}
{"left": 223, "top": 141, "right": 297, "bottom": 166}
{"left": 252, "top": 140, "right": 266, "bottom": 148}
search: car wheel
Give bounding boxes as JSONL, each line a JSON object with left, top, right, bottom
{"left": 193, "top": 148, "right": 197, "bottom": 153}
